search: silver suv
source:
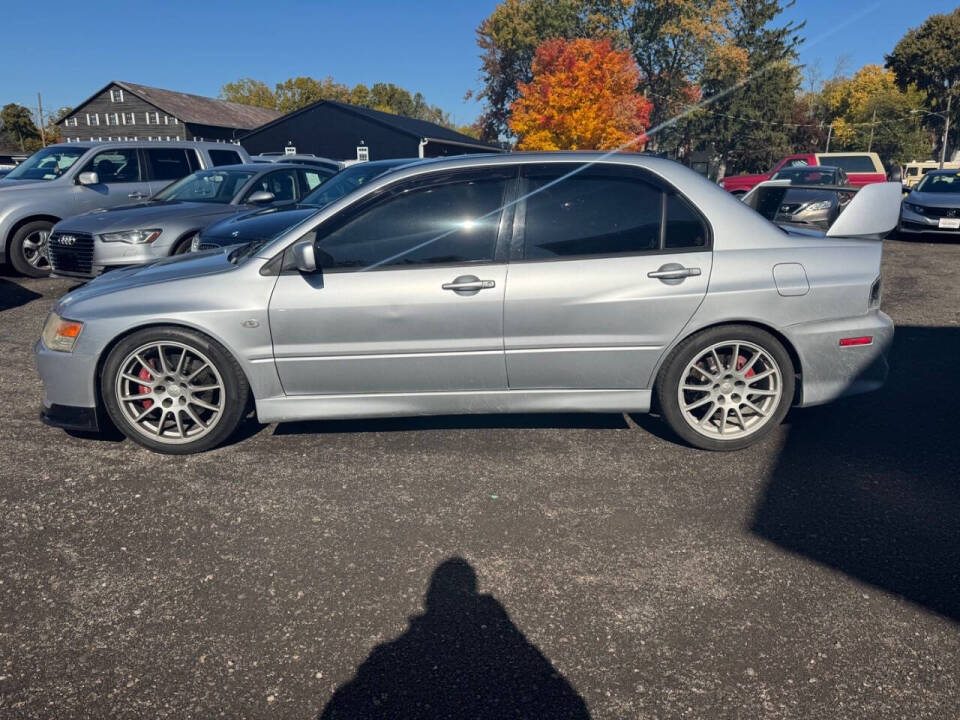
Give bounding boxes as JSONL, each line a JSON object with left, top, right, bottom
{"left": 0, "top": 141, "right": 250, "bottom": 276}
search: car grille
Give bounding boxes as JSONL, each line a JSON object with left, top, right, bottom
{"left": 779, "top": 203, "right": 803, "bottom": 214}
{"left": 911, "top": 205, "right": 960, "bottom": 218}
{"left": 48, "top": 231, "right": 95, "bottom": 275}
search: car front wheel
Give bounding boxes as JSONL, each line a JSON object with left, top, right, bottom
{"left": 101, "top": 327, "right": 250, "bottom": 454}
{"left": 656, "top": 325, "right": 795, "bottom": 451}
{"left": 9, "top": 220, "right": 53, "bottom": 277}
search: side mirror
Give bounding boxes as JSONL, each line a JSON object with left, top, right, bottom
{"left": 247, "top": 190, "right": 275, "bottom": 205}
{"left": 77, "top": 171, "right": 99, "bottom": 186}
{"left": 292, "top": 239, "right": 317, "bottom": 273}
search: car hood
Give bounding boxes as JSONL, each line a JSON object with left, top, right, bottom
{"left": 906, "top": 191, "right": 960, "bottom": 208}
{"left": 0, "top": 178, "right": 51, "bottom": 191}
{"left": 55, "top": 249, "right": 238, "bottom": 312}
{"left": 58, "top": 201, "right": 237, "bottom": 233}
{"left": 202, "top": 204, "right": 319, "bottom": 243}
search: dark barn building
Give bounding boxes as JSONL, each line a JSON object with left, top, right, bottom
{"left": 240, "top": 100, "right": 500, "bottom": 161}
{"left": 57, "top": 81, "right": 282, "bottom": 144}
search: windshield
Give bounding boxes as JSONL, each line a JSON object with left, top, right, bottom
{"left": 303, "top": 162, "right": 404, "bottom": 207}
{"left": 4, "top": 146, "right": 86, "bottom": 181}
{"left": 915, "top": 172, "right": 960, "bottom": 194}
{"left": 770, "top": 168, "right": 837, "bottom": 185}
{"left": 153, "top": 169, "right": 255, "bottom": 203}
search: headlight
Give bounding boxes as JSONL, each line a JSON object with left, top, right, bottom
{"left": 100, "top": 229, "right": 162, "bottom": 244}
{"left": 41, "top": 312, "right": 84, "bottom": 352}
{"left": 804, "top": 200, "right": 832, "bottom": 212}
{"left": 904, "top": 202, "right": 924, "bottom": 214}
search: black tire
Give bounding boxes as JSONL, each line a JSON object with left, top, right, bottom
{"left": 656, "top": 325, "right": 795, "bottom": 451}
{"left": 172, "top": 234, "right": 196, "bottom": 255}
{"left": 9, "top": 220, "right": 54, "bottom": 277}
{"left": 100, "top": 326, "right": 250, "bottom": 454}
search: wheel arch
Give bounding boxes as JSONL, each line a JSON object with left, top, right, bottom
{"left": 170, "top": 229, "right": 201, "bottom": 255}
{"left": 4, "top": 214, "right": 61, "bottom": 262}
{"left": 652, "top": 319, "right": 804, "bottom": 405}
{"left": 93, "top": 321, "right": 257, "bottom": 416}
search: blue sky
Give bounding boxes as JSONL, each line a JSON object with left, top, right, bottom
{"left": 0, "top": 0, "right": 955, "bottom": 125}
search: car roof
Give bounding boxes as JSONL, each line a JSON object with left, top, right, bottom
{"left": 201, "top": 162, "right": 303, "bottom": 172}
{"left": 923, "top": 168, "right": 960, "bottom": 177}
{"left": 777, "top": 165, "right": 842, "bottom": 172}
{"left": 47, "top": 140, "right": 247, "bottom": 150}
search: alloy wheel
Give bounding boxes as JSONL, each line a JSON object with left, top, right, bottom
{"left": 677, "top": 340, "right": 783, "bottom": 439}
{"left": 22, "top": 229, "right": 50, "bottom": 270}
{"left": 114, "top": 341, "right": 226, "bottom": 444}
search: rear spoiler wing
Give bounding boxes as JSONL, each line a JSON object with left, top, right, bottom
{"left": 825, "top": 182, "right": 902, "bottom": 240}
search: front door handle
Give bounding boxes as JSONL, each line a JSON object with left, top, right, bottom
{"left": 648, "top": 264, "right": 701, "bottom": 284}
{"left": 442, "top": 275, "right": 496, "bottom": 294}
{"left": 127, "top": 191, "right": 148, "bottom": 199}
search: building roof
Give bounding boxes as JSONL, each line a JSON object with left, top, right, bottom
{"left": 244, "top": 99, "right": 499, "bottom": 150}
{"left": 63, "top": 81, "right": 282, "bottom": 130}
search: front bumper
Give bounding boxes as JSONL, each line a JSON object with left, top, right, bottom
{"left": 40, "top": 403, "right": 99, "bottom": 432}
{"left": 35, "top": 338, "right": 99, "bottom": 419}
{"left": 50, "top": 230, "right": 168, "bottom": 279}
{"left": 899, "top": 207, "right": 960, "bottom": 235}
{"left": 784, "top": 310, "right": 894, "bottom": 407}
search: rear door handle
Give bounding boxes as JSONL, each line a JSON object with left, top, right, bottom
{"left": 442, "top": 275, "right": 496, "bottom": 294}
{"left": 648, "top": 264, "right": 701, "bottom": 282}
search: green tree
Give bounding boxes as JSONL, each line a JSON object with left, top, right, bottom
{"left": 0, "top": 103, "right": 40, "bottom": 151}
{"left": 219, "top": 78, "right": 278, "bottom": 109}
{"left": 473, "top": 0, "right": 599, "bottom": 141}
{"left": 823, "top": 65, "right": 932, "bottom": 164}
{"left": 219, "top": 76, "right": 461, "bottom": 128}
{"left": 688, "top": 0, "right": 803, "bottom": 174}
{"left": 886, "top": 8, "right": 960, "bottom": 160}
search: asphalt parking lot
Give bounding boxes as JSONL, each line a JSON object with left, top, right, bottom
{"left": 1, "top": 237, "right": 958, "bottom": 719}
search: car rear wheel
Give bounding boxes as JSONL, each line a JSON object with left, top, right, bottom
{"left": 101, "top": 327, "right": 250, "bottom": 454}
{"left": 9, "top": 220, "right": 53, "bottom": 277}
{"left": 656, "top": 325, "right": 795, "bottom": 451}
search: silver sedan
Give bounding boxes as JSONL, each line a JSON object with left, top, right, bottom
{"left": 35, "top": 152, "right": 897, "bottom": 454}
{"left": 47, "top": 163, "right": 335, "bottom": 279}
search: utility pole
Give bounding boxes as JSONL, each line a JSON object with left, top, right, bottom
{"left": 36, "top": 92, "right": 46, "bottom": 147}
{"left": 825, "top": 123, "right": 833, "bottom": 153}
{"left": 939, "top": 84, "right": 952, "bottom": 169}
{"left": 867, "top": 108, "right": 877, "bottom": 152}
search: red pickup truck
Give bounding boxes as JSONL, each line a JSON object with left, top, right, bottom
{"left": 722, "top": 152, "right": 887, "bottom": 195}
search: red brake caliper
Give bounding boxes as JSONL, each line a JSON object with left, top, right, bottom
{"left": 736, "top": 355, "right": 756, "bottom": 378}
{"left": 138, "top": 365, "right": 154, "bottom": 409}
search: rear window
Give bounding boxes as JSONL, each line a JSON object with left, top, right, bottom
{"left": 823, "top": 155, "right": 877, "bottom": 173}
{"left": 209, "top": 149, "right": 243, "bottom": 167}
{"left": 145, "top": 148, "right": 197, "bottom": 181}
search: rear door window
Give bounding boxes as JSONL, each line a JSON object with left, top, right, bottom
{"left": 145, "top": 148, "right": 194, "bottom": 181}
{"left": 519, "top": 163, "right": 662, "bottom": 259}
{"left": 209, "top": 149, "right": 243, "bottom": 167}
{"left": 825, "top": 155, "right": 878, "bottom": 173}
{"left": 299, "top": 169, "right": 326, "bottom": 193}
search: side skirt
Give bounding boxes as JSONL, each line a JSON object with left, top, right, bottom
{"left": 255, "top": 388, "right": 652, "bottom": 424}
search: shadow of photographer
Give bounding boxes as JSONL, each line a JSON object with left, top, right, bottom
{"left": 319, "top": 557, "right": 590, "bottom": 719}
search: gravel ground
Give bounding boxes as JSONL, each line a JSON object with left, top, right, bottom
{"left": 0, "top": 237, "right": 958, "bottom": 719}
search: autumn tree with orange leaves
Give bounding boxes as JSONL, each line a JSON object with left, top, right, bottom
{"left": 509, "top": 38, "right": 652, "bottom": 151}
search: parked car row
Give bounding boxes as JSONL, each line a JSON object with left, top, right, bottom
{"left": 725, "top": 154, "right": 960, "bottom": 240}
{"left": 0, "top": 140, "right": 344, "bottom": 277}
